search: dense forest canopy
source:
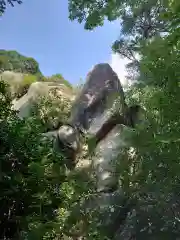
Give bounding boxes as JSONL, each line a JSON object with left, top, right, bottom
{"left": 0, "top": 0, "right": 180, "bottom": 239}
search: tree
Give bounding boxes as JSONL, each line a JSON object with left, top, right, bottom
{"left": 0, "top": 80, "right": 64, "bottom": 238}
{"left": 66, "top": 0, "right": 180, "bottom": 238}
{"left": 68, "top": 0, "right": 171, "bottom": 82}
{"left": 115, "top": 1, "right": 180, "bottom": 238}
{"left": 0, "top": 55, "right": 13, "bottom": 72}
{"left": 43, "top": 73, "right": 73, "bottom": 89}
{"left": 31, "top": 88, "right": 72, "bottom": 132}
{"left": 23, "top": 57, "right": 40, "bottom": 75}
{"left": 1, "top": 0, "right": 180, "bottom": 238}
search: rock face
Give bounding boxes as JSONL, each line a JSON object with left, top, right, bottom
{"left": 12, "top": 81, "right": 75, "bottom": 119}
{"left": 55, "top": 63, "right": 129, "bottom": 169}
{"left": 68, "top": 63, "right": 127, "bottom": 135}
{"left": 0, "top": 71, "right": 25, "bottom": 98}
{"left": 55, "top": 63, "right": 146, "bottom": 238}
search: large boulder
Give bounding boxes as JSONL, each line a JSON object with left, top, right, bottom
{"left": 0, "top": 71, "right": 25, "bottom": 98}
{"left": 68, "top": 63, "right": 127, "bottom": 135}
{"left": 12, "top": 81, "right": 75, "bottom": 119}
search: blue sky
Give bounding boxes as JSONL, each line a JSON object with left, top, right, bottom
{"left": 0, "top": 0, "right": 128, "bottom": 85}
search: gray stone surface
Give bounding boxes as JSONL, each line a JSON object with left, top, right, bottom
{"left": 0, "top": 71, "right": 25, "bottom": 98}
{"left": 12, "top": 81, "right": 74, "bottom": 118}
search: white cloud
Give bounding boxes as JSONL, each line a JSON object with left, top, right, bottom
{"left": 109, "top": 53, "right": 130, "bottom": 87}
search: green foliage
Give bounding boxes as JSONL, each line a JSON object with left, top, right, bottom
{"left": 115, "top": 3, "right": 180, "bottom": 238}
{"left": 15, "top": 74, "right": 38, "bottom": 98}
{"left": 23, "top": 57, "right": 41, "bottom": 75}
{"left": 51, "top": 73, "right": 64, "bottom": 79}
{"left": 0, "top": 80, "right": 94, "bottom": 239}
{"left": 31, "top": 90, "right": 72, "bottom": 132}
{"left": 0, "top": 50, "right": 42, "bottom": 76}
{"left": 68, "top": 0, "right": 122, "bottom": 30}
{"left": 67, "top": 0, "right": 180, "bottom": 238}
{"left": 42, "top": 74, "right": 73, "bottom": 89}
{"left": 68, "top": 0, "right": 172, "bottom": 82}
{"left": 1, "top": 0, "right": 180, "bottom": 238}
{"left": 0, "top": 80, "right": 67, "bottom": 239}
{"left": 0, "top": 55, "right": 12, "bottom": 70}
{"left": 23, "top": 74, "right": 37, "bottom": 85}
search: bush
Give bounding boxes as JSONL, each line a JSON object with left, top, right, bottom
{"left": 23, "top": 57, "right": 40, "bottom": 75}
{"left": 31, "top": 89, "right": 72, "bottom": 132}
{"left": 0, "top": 80, "right": 95, "bottom": 239}
{"left": 42, "top": 74, "right": 73, "bottom": 89}
{"left": 0, "top": 80, "right": 69, "bottom": 239}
